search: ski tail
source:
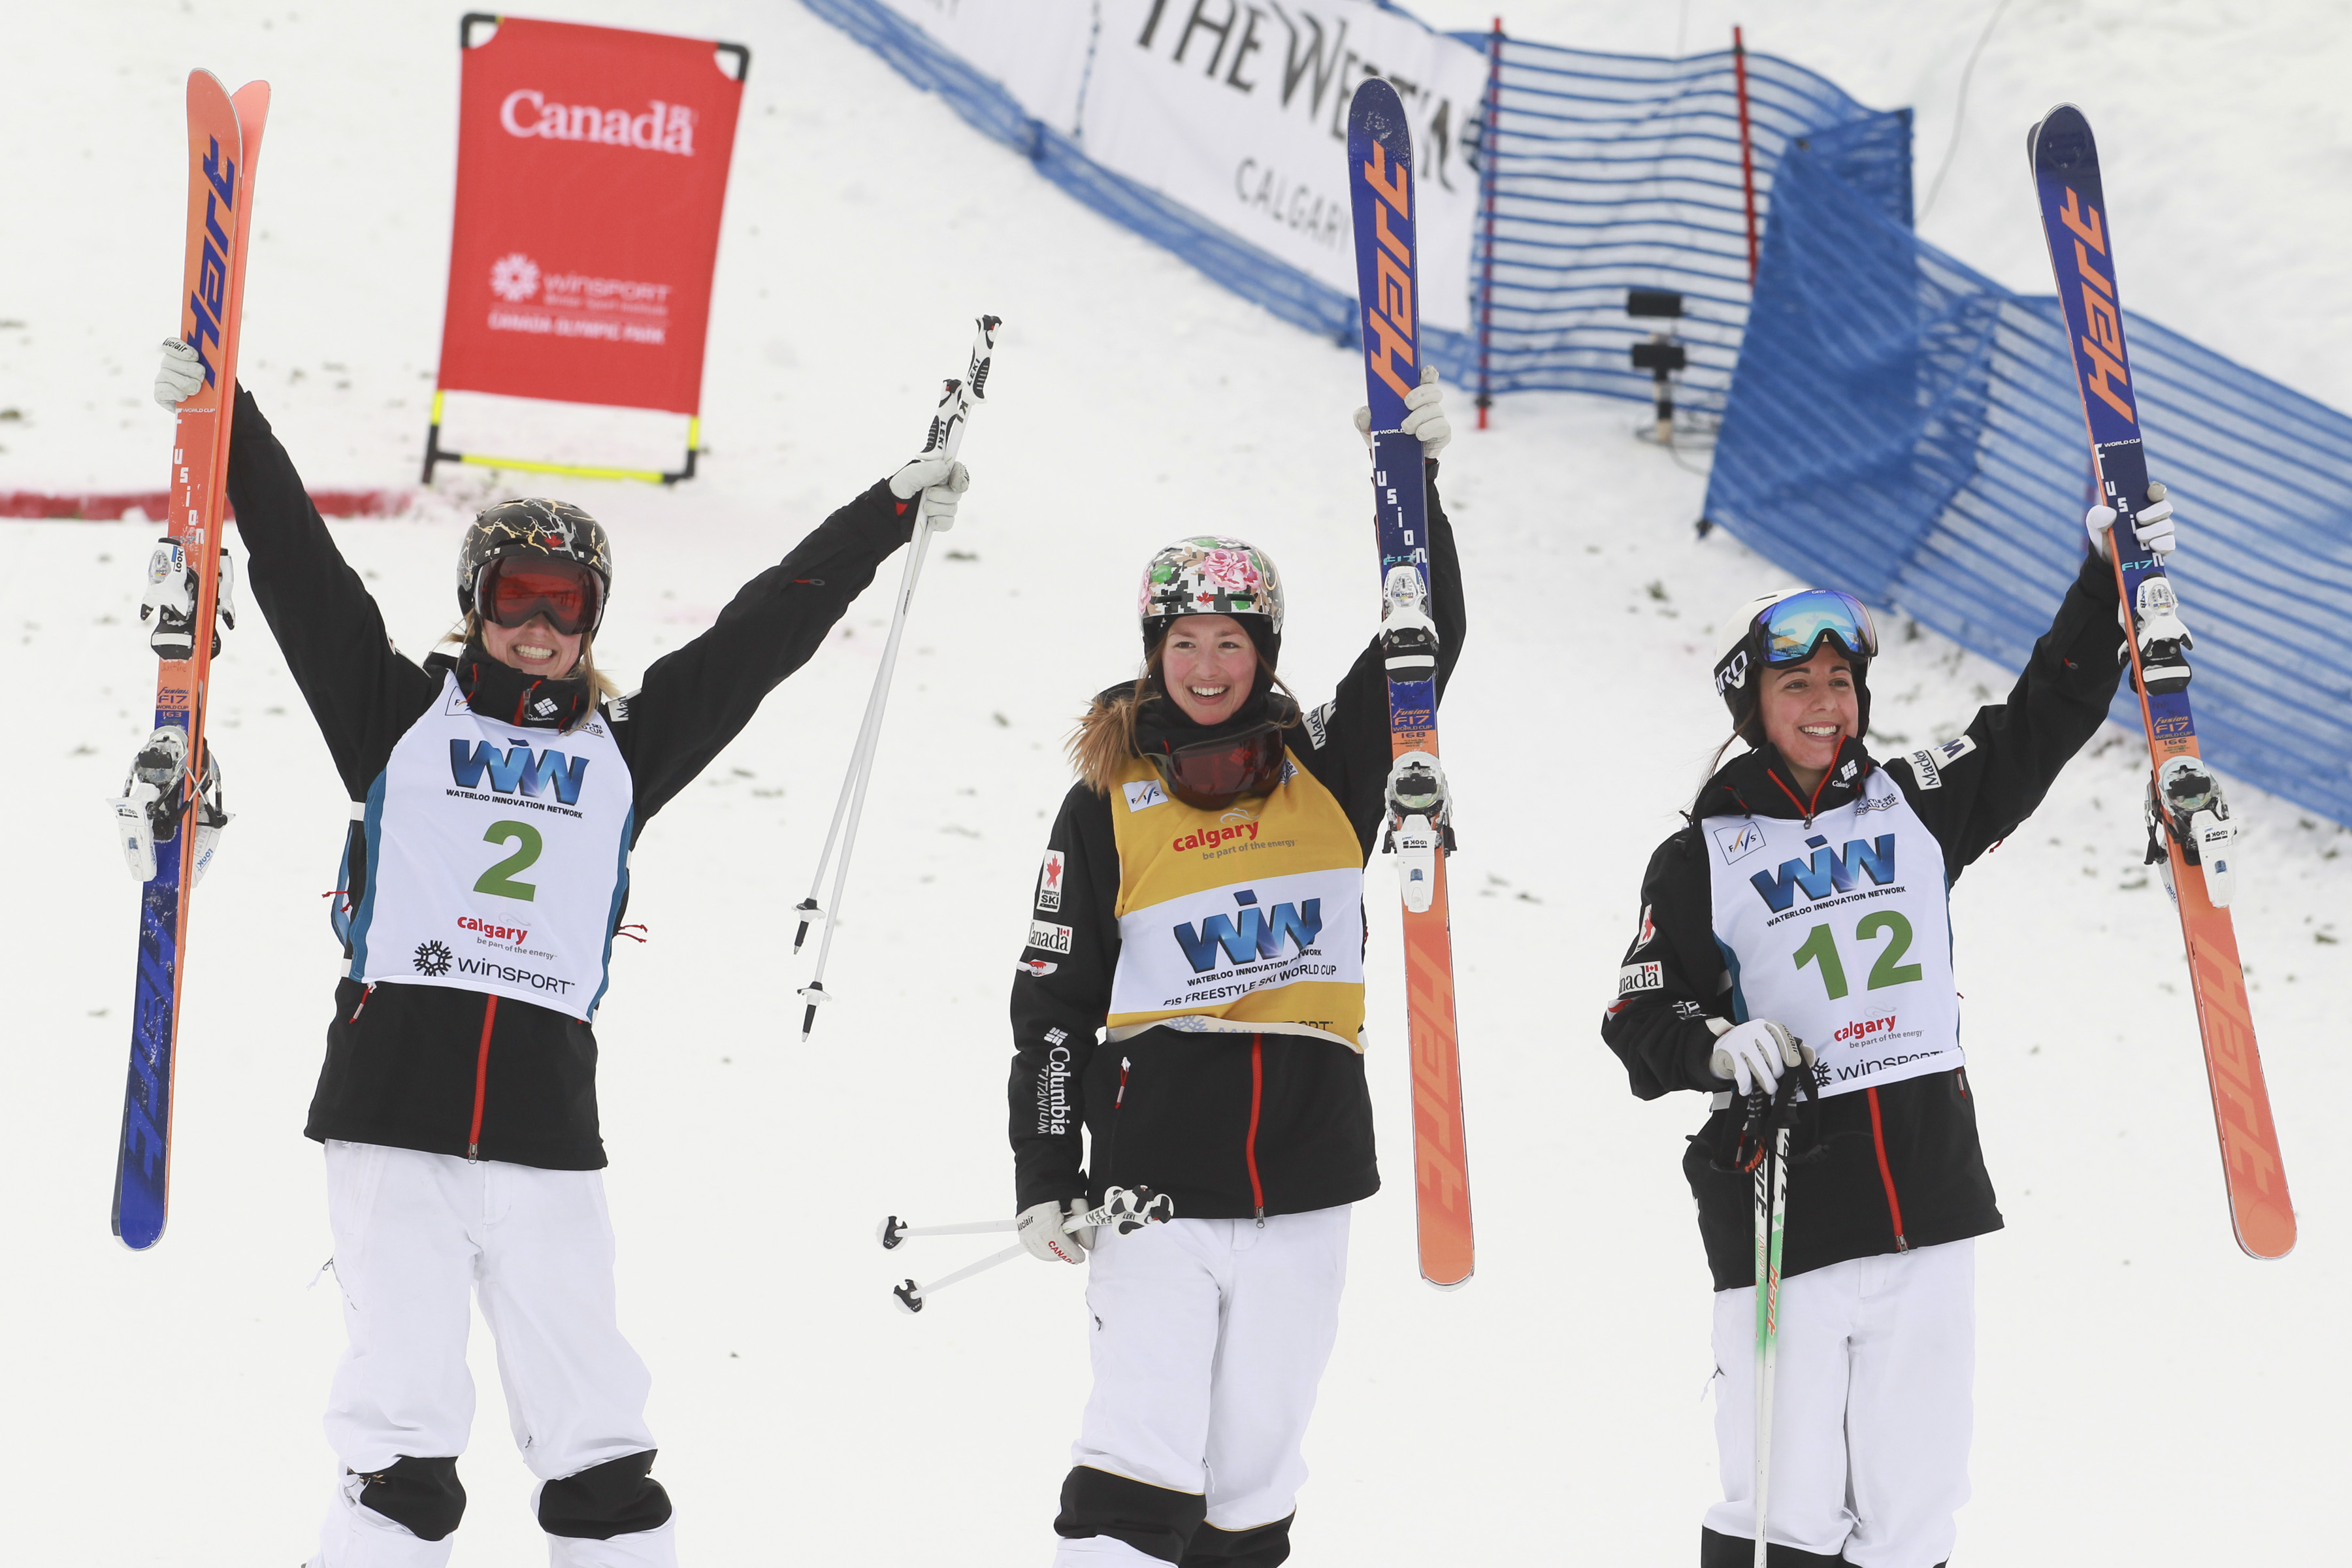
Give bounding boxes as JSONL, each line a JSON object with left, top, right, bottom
{"left": 2027, "top": 105, "right": 2293, "bottom": 1260}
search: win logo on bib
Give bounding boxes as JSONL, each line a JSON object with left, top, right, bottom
{"left": 1173, "top": 889, "right": 1324, "bottom": 973}
{"left": 1750, "top": 834, "right": 1897, "bottom": 913}
{"left": 449, "top": 739, "right": 590, "bottom": 805}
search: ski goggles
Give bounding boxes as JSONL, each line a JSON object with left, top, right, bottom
{"left": 1147, "top": 721, "right": 1289, "bottom": 811}
{"left": 478, "top": 557, "right": 604, "bottom": 637}
{"left": 1754, "top": 589, "right": 1878, "bottom": 666}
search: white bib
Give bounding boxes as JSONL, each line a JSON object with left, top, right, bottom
{"left": 1109, "top": 864, "right": 1367, "bottom": 1037}
{"left": 348, "top": 674, "right": 633, "bottom": 1021}
{"left": 1702, "top": 769, "right": 1961, "bottom": 1098}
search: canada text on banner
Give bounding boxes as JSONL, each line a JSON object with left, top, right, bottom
{"left": 436, "top": 17, "right": 745, "bottom": 416}
{"left": 872, "top": 0, "right": 1486, "bottom": 333}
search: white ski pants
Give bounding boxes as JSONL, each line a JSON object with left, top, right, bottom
{"left": 310, "top": 1141, "right": 676, "bottom": 1568}
{"left": 1053, "top": 1207, "right": 1350, "bottom": 1567}
{"left": 1706, "top": 1238, "right": 1974, "bottom": 1568}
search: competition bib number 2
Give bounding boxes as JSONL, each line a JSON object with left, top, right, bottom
{"left": 475, "top": 820, "right": 543, "bottom": 902}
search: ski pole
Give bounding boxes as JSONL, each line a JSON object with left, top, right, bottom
{"left": 890, "top": 1186, "right": 1173, "bottom": 1314}
{"left": 1751, "top": 1096, "right": 1791, "bottom": 1568}
{"left": 796, "top": 315, "right": 998, "bottom": 1041}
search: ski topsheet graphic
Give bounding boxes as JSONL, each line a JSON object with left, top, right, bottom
{"left": 2028, "top": 104, "right": 2294, "bottom": 1260}
{"left": 1347, "top": 77, "right": 1472, "bottom": 1289}
{"left": 110, "top": 71, "right": 269, "bottom": 1250}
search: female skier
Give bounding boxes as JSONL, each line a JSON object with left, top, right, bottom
{"left": 1005, "top": 372, "right": 1458, "bottom": 1567}
{"left": 1601, "top": 495, "right": 2178, "bottom": 1567}
{"left": 154, "top": 339, "right": 968, "bottom": 1568}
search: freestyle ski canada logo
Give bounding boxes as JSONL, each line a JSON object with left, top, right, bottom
{"left": 1172, "top": 889, "right": 1323, "bottom": 975}
{"left": 1037, "top": 849, "right": 1065, "bottom": 913}
{"left": 449, "top": 739, "right": 590, "bottom": 806}
{"left": 2055, "top": 186, "right": 2134, "bottom": 422}
{"left": 491, "top": 252, "right": 541, "bottom": 302}
{"left": 500, "top": 91, "right": 698, "bottom": 155}
{"left": 414, "top": 939, "right": 455, "bottom": 977}
{"left": 183, "top": 137, "right": 238, "bottom": 390}
{"left": 1749, "top": 834, "right": 1897, "bottom": 914}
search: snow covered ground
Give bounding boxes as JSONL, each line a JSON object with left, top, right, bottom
{"left": 3, "top": 3, "right": 2345, "bottom": 1564}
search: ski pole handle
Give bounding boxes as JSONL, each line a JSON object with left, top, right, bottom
{"left": 877, "top": 1186, "right": 1175, "bottom": 1251}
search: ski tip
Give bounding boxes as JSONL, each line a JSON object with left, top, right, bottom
{"left": 1421, "top": 1269, "right": 1472, "bottom": 1292}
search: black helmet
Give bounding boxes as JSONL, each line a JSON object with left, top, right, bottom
{"left": 456, "top": 499, "right": 613, "bottom": 636}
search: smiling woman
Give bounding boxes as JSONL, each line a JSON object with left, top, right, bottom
{"left": 1004, "top": 381, "right": 1462, "bottom": 1568}
{"left": 150, "top": 334, "right": 973, "bottom": 1568}
{"left": 1602, "top": 500, "right": 2184, "bottom": 1567}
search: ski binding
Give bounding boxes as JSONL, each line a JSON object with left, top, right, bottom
{"left": 2145, "top": 755, "right": 2238, "bottom": 907}
{"left": 110, "top": 726, "right": 231, "bottom": 885}
{"left": 139, "top": 536, "right": 237, "bottom": 661}
{"left": 1380, "top": 564, "right": 1439, "bottom": 683}
{"left": 2127, "top": 575, "right": 2193, "bottom": 693}
{"left": 1382, "top": 749, "right": 1456, "bottom": 914}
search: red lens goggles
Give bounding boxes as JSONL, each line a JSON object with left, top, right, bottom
{"left": 479, "top": 558, "right": 603, "bottom": 637}
{"left": 1148, "top": 722, "right": 1288, "bottom": 811}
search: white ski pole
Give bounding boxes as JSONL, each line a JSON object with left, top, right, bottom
{"left": 794, "top": 315, "right": 998, "bottom": 1041}
{"left": 889, "top": 1187, "right": 1173, "bottom": 1314}
{"left": 1753, "top": 1114, "right": 1789, "bottom": 1568}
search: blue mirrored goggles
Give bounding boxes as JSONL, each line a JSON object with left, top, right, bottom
{"left": 1756, "top": 589, "right": 1878, "bottom": 666}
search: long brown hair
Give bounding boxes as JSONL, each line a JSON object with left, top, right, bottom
{"left": 1066, "top": 636, "right": 1296, "bottom": 794}
{"left": 440, "top": 612, "right": 623, "bottom": 720}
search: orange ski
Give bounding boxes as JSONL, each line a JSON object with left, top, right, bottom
{"left": 112, "top": 71, "right": 269, "bottom": 1250}
{"left": 2030, "top": 105, "right": 2293, "bottom": 1259}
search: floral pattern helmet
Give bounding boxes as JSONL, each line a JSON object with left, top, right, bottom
{"left": 1138, "top": 536, "right": 1284, "bottom": 661}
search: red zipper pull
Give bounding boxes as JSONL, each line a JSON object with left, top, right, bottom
{"left": 347, "top": 983, "right": 374, "bottom": 1023}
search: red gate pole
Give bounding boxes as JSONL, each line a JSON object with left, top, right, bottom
{"left": 1733, "top": 24, "right": 1761, "bottom": 287}
{"left": 1475, "top": 15, "right": 1503, "bottom": 429}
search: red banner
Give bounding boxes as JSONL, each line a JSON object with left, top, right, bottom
{"left": 435, "top": 17, "right": 743, "bottom": 416}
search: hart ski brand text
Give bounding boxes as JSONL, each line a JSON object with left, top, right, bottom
{"left": 1358, "top": 137, "right": 1416, "bottom": 400}
{"left": 185, "top": 138, "right": 238, "bottom": 389}
{"left": 500, "top": 91, "right": 697, "bottom": 155}
{"left": 1173, "top": 889, "right": 1323, "bottom": 973}
{"left": 2057, "top": 186, "right": 2133, "bottom": 422}
{"left": 1750, "top": 835, "right": 1897, "bottom": 915}
{"left": 449, "top": 740, "right": 590, "bottom": 806}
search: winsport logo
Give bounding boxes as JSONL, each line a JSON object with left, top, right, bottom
{"left": 491, "top": 253, "right": 540, "bottom": 302}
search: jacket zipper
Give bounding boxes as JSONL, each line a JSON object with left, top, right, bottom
{"left": 1245, "top": 1034, "right": 1266, "bottom": 1225}
{"left": 1865, "top": 1085, "right": 1908, "bottom": 1252}
{"left": 467, "top": 994, "right": 498, "bottom": 1161}
{"left": 347, "top": 982, "right": 375, "bottom": 1023}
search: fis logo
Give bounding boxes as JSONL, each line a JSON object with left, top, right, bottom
{"left": 1714, "top": 820, "right": 1767, "bottom": 866}
{"left": 1173, "top": 889, "right": 1324, "bottom": 975}
{"left": 185, "top": 137, "right": 238, "bottom": 389}
{"left": 2058, "top": 186, "right": 2134, "bottom": 423}
{"left": 1749, "top": 834, "right": 1897, "bottom": 913}
{"left": 449, "top": 739, "right": 590, "bottom": 805}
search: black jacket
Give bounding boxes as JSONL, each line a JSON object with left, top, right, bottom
{"left": 225, "top": 387, "right": 917, "bottom": 1169}
{"left": 1603, "top": 548, "right": 2126, "bottom": 1289}
{"left": 1008, "top": 465, "right": 1465, "bottom": 1220}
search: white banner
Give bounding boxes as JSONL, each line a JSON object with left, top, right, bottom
{"left": 877, "top": 0, "right": 1488, "bottom": 332}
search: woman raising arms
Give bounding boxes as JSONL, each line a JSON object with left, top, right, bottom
{"left": 1006, "top": 376, "right": 1459, "bottom": 1567}
{"left": 1602, "top": 496, "right": 2178, "bottom": 1567}
{"left": 155, "top": 338, "right": 968, "bottom": 1568}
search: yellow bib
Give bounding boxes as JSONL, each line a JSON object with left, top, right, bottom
{"left": 1104, "top": 754, "right": 1367, "bottom": 1051}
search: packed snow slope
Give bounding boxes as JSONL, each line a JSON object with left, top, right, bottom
{"left": 3, "top": 4, "right": 2345, "bottom": 1565}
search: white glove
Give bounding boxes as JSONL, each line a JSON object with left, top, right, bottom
{"left": 155, "top": 338, "right": 205, "bottom": 410}
{"left": 888, "top": 456, "right": 972, "bottom": 531}
{"left": 1015, "top": 1198, "right": 1088, "bottom": 1265}
{"left": 1710, "top": 1019, "right": 1814, "bottom": 1096}
{"left": 1351, "top": 363, "right": 1453, "bottom": 459}
{"left": 2085, "top": 482, "right": 2176, "bottom": 561}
